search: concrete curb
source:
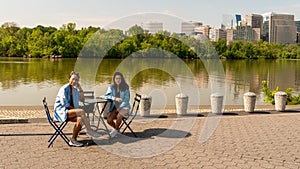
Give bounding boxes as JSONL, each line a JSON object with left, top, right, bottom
{"left": 0, "top": 118, "right": 28, "bottom": 124}
{"left": 0, "top": 105, "right": 299, "bottom": 124}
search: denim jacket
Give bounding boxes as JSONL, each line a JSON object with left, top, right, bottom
{"left": 53, "top": 84, "right": 80, "bottom": 122}
{"left": 104, "top": 84, "right": 130, "bottom": 112}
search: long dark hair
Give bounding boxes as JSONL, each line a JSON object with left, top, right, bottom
{"left": 113, "top": 72, "right": 129, "bottom": 91}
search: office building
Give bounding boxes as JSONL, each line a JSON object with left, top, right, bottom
{"left": 233, "top": 26, "right": 255, "bottom": 41}
{"left": 181, "top": 21, "right": 203, "bottom": 35}
{"left": 245, "top": 14, "right": 263, "bottom": 41}
{"left": 296, "top": 21, "right": 300, "bottom": 42}
{"left": 194, "top": 25, "right": 211, "bottom": 38}
{"left": 263, "top": 13, "right": 296, "bottom": 44}
{"left": 226, "top": 29, "right": 234, "bottom": 44}
{"left": 241, "top": 18, "right": 247, "bottom": 26}
{"left": 253, "top": 28, "right": 261, "bottom": 42}
{"left": 262, "top": 20, "right": 269, "bottom": 41}
{"left": 142, "top": 22, "right": 163, "bottom": 34}
{"left": 246, "top": 14, "right": 263, "bottom": 29}
{"left": 296, "top": 21, "right": 300, "bottom": 32}
{"left": 209, "top": 29, "right": 227, "bottom": 41}
{"left": 235, "top": 14, "right": 242, "bottom": 26}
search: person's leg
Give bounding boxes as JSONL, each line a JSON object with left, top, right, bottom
{"left": 107, "top": 109, "right": 118, "bottom": 129}
{"left": 115, "top": 108, "right": 129, "bottom": 129}
{"left": 108, "top": 109, "right": 122, "bottom": 137}
{"left": 66, "top": 116, "right": 84, "bottom": 146}
{"left": 68, "top": 109, "right": 101, "bottom": 138}
{"left": 67, "top": 116, "right": 82, "bottom": 139}
{"left": 68, "top": 109, "right": 92, "bottom": 131}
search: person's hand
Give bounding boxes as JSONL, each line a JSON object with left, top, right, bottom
{"left": 115, "top": 98, "right": 122, "bottom": 102}
{"left": 75, "top": 83, "right": 83, "bottom": 92}
{"left": 75, "top": 82, "right": 81, "bottom": 89}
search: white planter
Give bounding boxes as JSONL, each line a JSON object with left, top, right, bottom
{"left": 140, "top": 95, "right": 152, "bottom": 117}
{"left": 274, "top": 91, "right": 287, "bottom": 111}
{"left": 243, "top": 92, "right": 256, "bottom": 112}
{"left": 175, "top": 93, "right": 189, "bottom": 115}
{"left": 210, "top": 93, "right": 223, "bottom": 114}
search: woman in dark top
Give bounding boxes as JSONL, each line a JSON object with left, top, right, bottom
{"left": 105, "top": 72, "right": 130, "bottom": 137}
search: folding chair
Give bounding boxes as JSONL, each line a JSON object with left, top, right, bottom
{"left": 43, "top": 97, "right": 70, "bottom": 148}
{"left": 81, "top": 91, "right": 95, "bottom": 121}
{"left": 118, "top": 93, "right": 142, "bottom": 137}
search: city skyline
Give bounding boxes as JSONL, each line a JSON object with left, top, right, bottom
{"left": 0, "top": 0, "right": 300, "bottom": 31}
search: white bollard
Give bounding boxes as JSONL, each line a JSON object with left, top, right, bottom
{"left": 140, "top": 95, "right": 152, "bottom": 117}
{"left": 175, "top": 93, "right": 189, "bottom": 115}
{"left": 243, "top": 92, "right": 256, "bottom": 112}
{"left": 274, "top": 91, "right": 287, "bottom": 111}
{"left": 210, "top": 93, "right": 223, "bottom": 114}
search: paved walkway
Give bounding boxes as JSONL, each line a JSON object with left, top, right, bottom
{"left": 0, "top": 106, "right": 300, "bottom": 168}
{"left": 0, "top": 105, "right": 281, "bottom": 120}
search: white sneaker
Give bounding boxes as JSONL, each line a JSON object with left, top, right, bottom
{"left": 87, "top": 130, "right": 102, "bottom": 138}
{"left": 109, "top": 129, "right": 119, "bottom": 138}
{"left": 69, "top": 138, "right": 83, "bottom": 147}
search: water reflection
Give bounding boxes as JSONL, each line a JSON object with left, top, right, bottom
{"left": 0, "top": 57, "right": 300, "bottom": 106}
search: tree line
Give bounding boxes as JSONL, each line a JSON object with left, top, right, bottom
{"left": 213, "top": 39, "right": 300, "bottom": 59}
{"left": 0, "top": 22, "right": 299, "bottom": 59}
{"left": 0, "top": 22, "right": 102, "bottom": 57}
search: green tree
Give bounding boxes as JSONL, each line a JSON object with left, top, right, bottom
{"left": 1, "top": 36, "right": 18, "bottom": 56}
{"left": 0, "top": 22, "right": 21, "bottom": 56}
{"left": 213, "top": 38, "right": 227, "bottom": 58}
{"left": 118, "top": 39, "right": 137, "bottom": 58}
{"left": 27, "top": 29, "right": 46, "bottom": 57}
{"left": 59, "top": 35, "right": 82, "bottom": 57}
{"left": 1, "top": 22, "right": 20, "bottom": 36}
{"left": 127, "top": 25, "right": 144, "bottom": 36}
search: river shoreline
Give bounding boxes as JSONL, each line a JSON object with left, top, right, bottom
{"left": 0, "top": 105, "right": 299, "bottom": 122}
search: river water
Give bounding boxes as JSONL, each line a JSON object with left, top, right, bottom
{"left": 0, "top": 57, "right": 299, "bottom": 106}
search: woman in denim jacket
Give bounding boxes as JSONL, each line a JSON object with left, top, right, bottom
{"left": 54, "top": 71, "right": 100, "bottom": 146}
{"left": 105, "top": 72, "right": 130, "bottom": 137}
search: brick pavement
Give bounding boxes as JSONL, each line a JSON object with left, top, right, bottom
{"left": 0, "top": 104, "right": 279, "bottom": 120}
{"left": 0, "top": 107, "right": 300, "bottom": 169}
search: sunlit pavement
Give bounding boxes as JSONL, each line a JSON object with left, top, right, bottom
{"left": 0, "top": 106, "right": 300, "bottom": 168}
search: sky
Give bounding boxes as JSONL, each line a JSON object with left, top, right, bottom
{"left": 0, "top": 0, "right": 299, "bottom": 32}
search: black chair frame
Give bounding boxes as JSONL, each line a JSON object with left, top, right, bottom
{"left": 118, "top": 93, "right": 141, "bottom": 137}
{"left": 43, "top": 97, "right": 70, "bottom": 148}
